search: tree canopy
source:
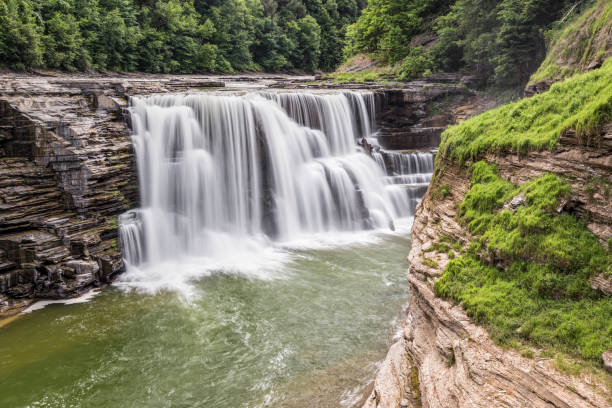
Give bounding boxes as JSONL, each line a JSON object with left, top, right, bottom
{"left": 1, "top": 0, "right": 599, "bottom": 83}
{"left": 344, "top": 0, "right": 587, "bottom": 86}
{"left": 0, "top": 0, "right": 364, "bottom": 73}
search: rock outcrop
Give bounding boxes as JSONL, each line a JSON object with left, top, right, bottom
{"left": 0, "top": 75, "right": 224, "bottom": 314}
{"left": 376, "top": 80, "right": 494, "bottom": 151}
{"left": 364, "top": 124, "right": 612, "bottom": 407}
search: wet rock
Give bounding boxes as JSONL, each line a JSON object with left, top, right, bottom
{"left": 603, "top": 350, "right": 612, "bottom": 374}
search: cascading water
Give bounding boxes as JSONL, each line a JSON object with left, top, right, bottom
{"left": 372, "top": 150, "right": 435, "bottom": 217}
{"left": 118, "top": 91, "right": 433, "bottom": 284}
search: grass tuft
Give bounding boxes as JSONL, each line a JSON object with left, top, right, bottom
{"left": 439, "top": 58, "right": 612, "bottom": 164}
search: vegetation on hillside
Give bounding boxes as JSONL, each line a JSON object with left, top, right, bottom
{"left": 3, "top": 0, "right": 607, "bottom": 80}
{"left": 343, "top": 0, "right": 603, "bottom": 86}
{"left": 0, "top": 0, "right": 366, "bottom": 73}
{"left": 342, "top": 0, "right": 451, "bottom": 65}
{"left": 434, "top": 161, "right": 612, "bottom": 362}
{"left": 438, "top": 58, "right": 612, "bottom": 164}
{"left": 529, "top": 0, "right": 612, "bottom": 85}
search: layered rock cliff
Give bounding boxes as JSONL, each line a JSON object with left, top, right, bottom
{"left": 364, "top": 58, "right": 612, "bottom": 408}
{"left": 364, "top": 124, "right": 612, "bottom": 408}
{"left": 0, "top": 76, "right": 223, "bottom": 314}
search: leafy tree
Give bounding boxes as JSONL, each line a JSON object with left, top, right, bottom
{"left": 344, "top": 0, "right": 450, "bottom": 63}
{"left": 344, "top": 0, "right": 575, "bottom": 87}
{"left": 0, "top": 0, "right": 364, "bottom": 73}
{"left": 0, "top": 0, "right": 44, "bottom": 70}
{"left": 252, "top": 16, "right": 290, "bottom": 71}
{"left": 43, "top": 12, "right": 90, "bottom": 70}
{"left": 493, "top": 0, "right": 571, "bottom": 86}
{"left": 398, "top": 46, "right": 436, "bottom": 80}
{"left": 98, "top": 8, "right": 141, "bottom": 70}
{"left": 295, "top": 15, "right": 321, "bottom": 72}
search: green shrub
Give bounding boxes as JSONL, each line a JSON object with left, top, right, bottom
{"left": 422, "top": 257, "right": 439, "bottom": 269}
{"left": 398, "top": 46, "right": 437, "bottom": 81}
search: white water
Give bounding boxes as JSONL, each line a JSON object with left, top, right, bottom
{"left": 118, "top": 91, "right": 433, "bottom": 292}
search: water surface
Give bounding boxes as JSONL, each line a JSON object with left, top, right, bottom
{"left": 0, "top": 228, "right": 411, "bottom": 408}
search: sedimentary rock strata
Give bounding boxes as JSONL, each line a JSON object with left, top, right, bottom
{"left": 365, "top": 125, "right": 612, "bottom": 407}
{"left": 0, "top": 76, "right": 226, "bottom": 313}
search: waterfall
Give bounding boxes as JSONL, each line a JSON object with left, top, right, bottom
{"left": 374, "top": 151, "right": 435, "bottom": 175}
{"left": 371, "top": 150, "right": 435, "bottom": 220}
{"left": 119, "top": 91, "right": 432, "bottom": 268}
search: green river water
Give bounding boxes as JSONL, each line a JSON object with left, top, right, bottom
{"left": 0, "top": 228, "right": 411, "bottom": 408}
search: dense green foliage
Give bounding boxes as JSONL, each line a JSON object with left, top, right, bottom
{"left": 344, "top": 0, "right": 599, "bottom": 86}
{"left": 438, "top": 58, "right": 612, "bottom": 164}
{"left": 397, "top": 46, "right": 435, "bottom": 80}
{"left": 0, "top": 0, "right": 366, "bottom": 73}
{"left": 343, "top": 0, "right": 451, "bottom": 65}
{"left": 434, "top": 162, "right": 612, "bottom": 362}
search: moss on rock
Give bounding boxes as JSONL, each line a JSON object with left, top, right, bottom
{"left": 434, "top": 161, "right": 612, "bottom": 363}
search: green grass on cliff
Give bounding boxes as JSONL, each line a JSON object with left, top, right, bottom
{"left": 321, "top": 66, "right": 395, "bottom": 84}
{"left": 439, "top": 58, "right": 612, "bottom": 164}
{"left": 434, "top": 162, "right": 612, "bottom": 362}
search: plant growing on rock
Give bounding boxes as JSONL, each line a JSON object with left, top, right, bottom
{"left": 435, "top": 161, "right": 612, "bottom": 363}
{"left": 439, "top": 58, "right": 612, "bottom": 164}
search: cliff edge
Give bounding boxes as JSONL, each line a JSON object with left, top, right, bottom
{"left": 364, "top": 58, "right": 612, "bottom": 407}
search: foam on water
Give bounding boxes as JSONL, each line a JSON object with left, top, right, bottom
{"left": 21, "top": 289, "right": 101, "bottom": 314}
{"left": 116, "top": 217, "right": 414, "bottom": 296}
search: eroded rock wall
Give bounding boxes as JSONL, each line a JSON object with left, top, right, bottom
{"left": 0, "top": 76, "right": 226, "bottom": 313}
{"left": 364, "top": 126, "right": 612, "bottom": 407}
{"left": 376, "top": 80, "right": 494, "bottom": 151}
{"left": 0, "top": 84, "right": 137, "bottom": 313}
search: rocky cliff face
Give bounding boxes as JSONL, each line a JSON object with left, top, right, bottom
{"left": 363, "top": 125, "right": 612, "bottom": 407}
{"left": 0, "top": 76, "right": 224, "bottom": 314}
{"left": 375, "top": 75, "right": 494, "bottom": 151}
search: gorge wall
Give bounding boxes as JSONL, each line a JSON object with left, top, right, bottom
{"left": 363, "top": 87, "right": 612, "bottom": 408}
{"left": 363, "top": 126, "right": 612, "bottom": 408}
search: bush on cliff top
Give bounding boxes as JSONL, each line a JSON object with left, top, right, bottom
{"left": 435, "top": 162, "right": 612, "bottom": 362}
{"left": 439, "top": 58, "right": 612, "bottom": 164}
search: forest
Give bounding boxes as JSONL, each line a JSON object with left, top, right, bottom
{"left": 344, "top": 0, "right": 592, "bottom": 86}
{"left": 0, "top": 0, "right": 366, "bottom": 73}
{"left": 0, "top": 0, "right": 595, "bottom": 86}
